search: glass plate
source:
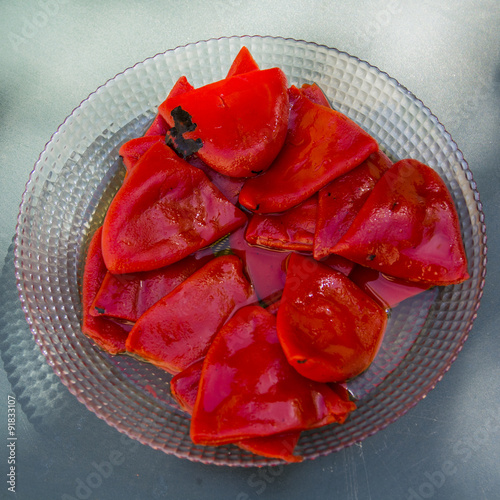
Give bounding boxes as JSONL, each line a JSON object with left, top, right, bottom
{"left": 14, "top": 36, "right": 487, "bottom": 466}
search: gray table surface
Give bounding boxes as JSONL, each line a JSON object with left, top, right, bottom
{"left": 1, "top": 1, "right": 499, "bottom": 499}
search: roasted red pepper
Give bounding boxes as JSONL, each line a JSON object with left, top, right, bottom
{"left": 298, "top": 82, "right": 331, "bottom": 107}
{"left": 119, "top": 75, "right": 196, "bottom": 170}
{"left": 190, "top": 305, "right": 356, "bottom": 445}
{"left": 119, "top": 134, "right": 165, "bottom": 171}
{"left": 245, "top": 195, "right": 318, "bottom": 252}
{"left": 313, "top": 151, "right": 393, "bottom": 260}
{"left": 276, "top": 253, "right": 387, "bottom": 383}
{"left": 119, "top": 137, "right": 244, "bottom": 203}
{"left": 81, "top": 227, "right": 131, "bottom": 354}
{"left": 102, "top": 142, "right": 247, "bottom": 274}
{"left": 143, "top": 76, "right": 194, "bottom": 136}
{"left": 80, "top": 44, "right": 472, "bottom": 455}
{"left": 90, "top": 249, "right": 213, "bottom": 323}
{"left": 331, "top": 159, "right": 469, "bottom": 285}
{"left": 240, "top": 83, "right": 331, "bottom": 250}
{"left": 143, "top": 113, "right": 169, "bottom": 137}
{"left": 238, "top": 85, "right": 378, "bottom": 213}
{"left": 237, "top": 432, "right": 303, "bottom": 463}
{"left": 170, "top": 357, "right": 303, "bottom": 463}
{"left": 158, "top": 67, "right": 290, "bottom": 177}
{"left": 225, "top": 46, "right": 260, "bottom": 78}
{"left": 321, "top": 254, "right": 357, "bottom": 276}
{"left": 187, "top": 155, "right": 245, "bottom": 205}
{"left": 170, "top": 359, "right": 205, "bottom": 414}
{"left": 125, "top": 255, "right": 255, "bottom": 373}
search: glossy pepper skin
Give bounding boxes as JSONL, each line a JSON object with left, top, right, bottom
{"left": 276, "top": 253, "right": 387, "bottom": 383}
{"left": 170, "top": 358, "right": 303, "bottom": 463}
{"left": 101, "top": 142, "right": 247, "bottom": 274}
{"left": 313, "top": 151, "right": 393, "bottom": 260}
{"left": 119, "top": 138, "right": 244, "bottom": 204}
{"left": 81, "top": 227, "right": 131, "bottom": 354}
{"left": 225, "top": 46, "right": 260, "bottom": 78}
{"left": 331, "top": 159, "right": 470, "bottom": 285}
{"left": 245, "top": 195, "right": 318, "bottom": 252}
{"left": 122, "top": 52, "right": 259, "bottom": 170}
{"left": 119, "top": 134, "right": 165, "bottom": 171}
{"left": 190, "top": 305, "right": 356, "bottom": 446}
{"left": 90, "top": 249, "right": 213, "bottom": 323}
{"left": 143, "top": 113, "right": 169, "bottom": 137}
{"left": 144, "top": 76, "right": 194, "bottom": 136}
{"left": 119, "top": 75, "right": 196, "bottom": 171}
{"left": 298, "top": 82, "right": 331, "bottom": 107}
{"left": 125, "top": 255, "right": 256, "bottom": 374}
{"left": 187, "top": 155, "right": 245, "bottom": 205}
{"left": 158, "top": 67, "right": 290, "bottom": 178}
{"left": 238, "top": 85, "right": 378, "bottom": 213}
{"left": 170, "top": 359, "right": 205, "bottom": 414}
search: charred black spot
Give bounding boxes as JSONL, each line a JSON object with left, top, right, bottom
{"left": 251, "top": 169, "right": 264, "bottom": 175}
{"left": 94, "top": 307, "right": 105, "bottom": 315}
{"left": 165, "top": 105, "right": 203, "bottom": 158}
{"left": 367, "top": 254, "right": 376, "bottom": 261}
{"left": 296, "top": 359, "right": 308, "bottom": 364}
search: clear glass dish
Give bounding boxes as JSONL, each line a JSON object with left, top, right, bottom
{"left": 14, "top": 36, "right": 487, "bottom": 466}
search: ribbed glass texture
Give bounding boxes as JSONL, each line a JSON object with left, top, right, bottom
{"left": 14, "top": 36, "right": 486, "bottom": 466}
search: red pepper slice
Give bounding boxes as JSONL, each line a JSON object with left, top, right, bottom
{"left": 119, "top": 137, "right": 244, "bottom": 203}
{"left": 170, "top": 358, "right": 303, "bottom": 462}
{"left": 348, "top": 264, "right": 432, "bottom": 309}
{"left": 240, "top": 82, "right": 333, "bottom": 252}
{"left": 90, "top": 249, "right": 213, "bottom": 323}
{"left": 321, "top": 254, "right": 357, "bottom": 276}
{"left": 119, "top": 134, "right": 165, "bottom": 171}
{"left": 225, "top": 46, "right": 260, "bottom": 78}
{"left": 297, "top": 82, "right": 331, "bottom": 107}
{"left": 245, "top": 195, "right": 318, "bottom": 252}
{"left": 314, "top": 151, "right": 393, "bottom": 260}
{"left": 146, "top": 53, "right": 259, "bottom": 141}
{"left": 190, "top": 305, "right": 356, "bottom": 445}
{"left": 125, "top": 255, "right": 256, "bottom": 373}
{"left": 237, "top": 432, "right": 303, "bottom": 463}
{"left": 187, "top": 155, "right": 244, "bottom": 205}
{"left": 238, "top": 85, "right": 378, "bottom": 213}
{"left": 81, "top": 227, "right": 131, "bottom": 354}
{"left": 144, "top": 76, "right": 194, "bottom": 136}
{"left": 120, "top": 75, "right": 196, "bottom": 171}
{"left": 276, "top": 253, "right": 387, "bottom": 383}
{"left": 102, "top": 142, "right": 247, "bottom": 274}
{"left": 158, "top": 67, "right": 290, "bottom": 178}
{"left": 170, "top": 359, "right": 204, "bottom": 414}
{"left": 143, "top": 114, "right": 169, "bottom": 137}
{"left": 331, "top": 159, "right": 470, "bottom": 285}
